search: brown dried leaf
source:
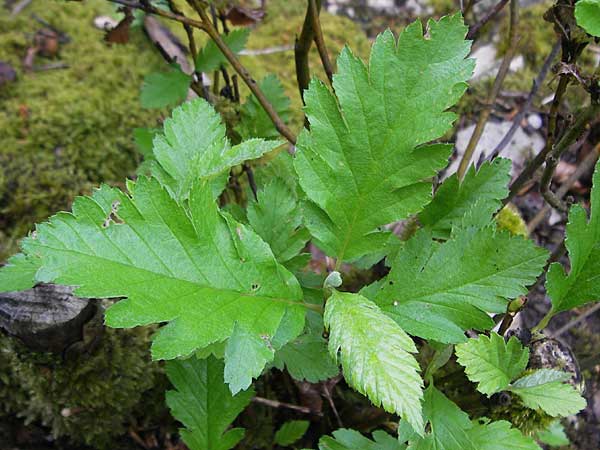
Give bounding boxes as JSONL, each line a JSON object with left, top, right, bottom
{"left": 225, "top": 5, "right": 265, "bottom": 26}
{"left": 105, "top": 8, "right": 134, "bottom": 44}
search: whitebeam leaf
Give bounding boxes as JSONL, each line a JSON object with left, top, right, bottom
{"left": 150, "top": 98, "right": 281, "bottom": 201}
{"left": 294, "top": 14, "right": 474, "bottom": 262}
{"left": 546, "top": 161, "right": 600, "bottom": 315}
{"left": 166, "top": 356, "right": 253, "bottom": 450}
{"left": 324, "top": 291, "right": 423, "bottom": 433}
{"left": 372, "top": 226, "right": 548, "bottom": 343}
{"left": 14, "top": 177, "right": 305, "bottom": 364}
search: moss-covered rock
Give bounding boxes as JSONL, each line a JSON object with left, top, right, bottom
{"left": 0, "top": 0, "right": 167, "bottom": 260}
{"left": 0, "top": 322, "right": 163, "bottom": 449}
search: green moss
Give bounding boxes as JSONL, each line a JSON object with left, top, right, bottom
{"left": 489, "top": 396, "right": 555, "bottom": 436}
{"left": 0, "top": 324, "right": 163, "bottom": 449}
{"left": 0, "top": 1, "right": 167, "bottom": 260}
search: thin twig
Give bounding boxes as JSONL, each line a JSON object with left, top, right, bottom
{"left": 244, "top": 164, "right": 258, "bottom": 201}
{"left": 252, "top": 396, "right": 320, "bottom": 415}
{"left": 457, "top": 0, "right": 519, "bottom": 180}
{"left": 309, "top": 0, "right": 333, "bottom": 85}
{"left": 528, "top": 143, "right": 600, "bottom": 232}
{"left": 10, "top": 0, "right": 32, "bottom": 16}
{"left": 539, "top": 104, "right": 600, "bottom": 211}
{"left": 167, "top": 0, "right": 198, "bottom": 60}
{"left": 503, "top": 69, "right": 572, "bottom": 205}
{"left": 467, "top": 0, "right": 510, "bottom": 40}
{"left": 115, "top": 0, "right": 296, "bottom": 145}
{"left": 109, "top": 0, "right": 207, "bottom": 30}
{"left": 191, "top": 1, "right": 296, "bottom": 144}
{"left": 295, "top": 0, "right": 320, "bottom": 105}
{"left": 481, "top": 41, "right": 560, "bottom": 167}
{"left": 550, "top": 303, "right": 600, "bottom": 338}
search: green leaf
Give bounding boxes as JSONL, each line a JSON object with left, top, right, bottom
{"left": 247, "top": 179, "right": 310, "bottom": 264}
{"left": 405, "top": 387, "right": 539, "bottom": 450}
{"left": 536, "top": 420, "right": 570, "bottom": 447}
{"left": 151, "top": 98, "right": 282, "bottom": 201}
{"left": 195, "top": 28, "right": 250, "bottom": 72}
{"left": 0, "top": 253, "right": 40, "bottom": 292}
{"left": 469, "top": 420, "right": 541, "bottom": 450}
{"left": 319, "top": 429, "right": 406, "bottom": 450}
{"left": 224, "top": 322, "right": 275, "bottom": 394}
{"left": 133, "top": 127, "right": 159, "bottom": 159}
{"left": 274, "top": 420, "right": 310, "bottom": 446}
{"left": 324, "top": 291, "right": 423, "bottom": 432}
{"left": 237, "top": 74, "right": 291, "bottom": 140}
{"left": 372, "top": 227, "right": 548, "bottom": 343}
{"left": 406, "top": 385, "right": 477, "bottom": 450}
{"left": 294, "top": 15, "right": 474, "bottom": 262}
{"left": 140, "top": 64, "right": 191, "bottom": 109}
{"left": 273, "top": 310, "right": 339, "bottom": 382}
{"left": 16, "top": 177, "right": 305, "bottom": 363}
{"left": 165, "top": 355, "right": 253, "bottom": 450}
{"left": 420, "top": 159, "right": 511, "bottom": 239}
{"left": 508, "top": 369, "right": 586, "bottom": 417}
{"left": 575, "top": 0, "right": 600, "bottom": 37}
{"left": 546, "top": 161, "right": 600, "bottom": 314}
{"left": 455, "top": 332, "right": 529, "bottom": 396}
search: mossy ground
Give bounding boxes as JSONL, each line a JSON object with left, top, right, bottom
{"left": 0, "top": 0, "right": 167, "bottom": 260}
{"left": 0, "top": 325, "right": 164, "bottom": 449}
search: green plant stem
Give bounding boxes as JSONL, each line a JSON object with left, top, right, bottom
{"left": 457, "top": 0, "right": 519, "bottom": 181}
{"left": 532, "top": 309, "right": 554, "bottom": 333}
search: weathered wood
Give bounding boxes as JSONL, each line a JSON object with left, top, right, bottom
{"left": 0, "top": 283, "right": 97, "bottom": 353}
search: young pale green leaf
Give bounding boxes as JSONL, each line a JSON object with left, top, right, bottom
{"left": 324, "top": 291, "right": 423, "bottom": 433}
{"left": 165, "top": 356, "right": 253, "bottom": 450}
{"left": 419, "top": 158, "right": 511, "bottom": 239}
{"left": 406, "top": 385, "right": 477, "bottom": 450}
{"left": 575, "top": 0, "right": 600, "bottom": 37}
{"left": 294, "top": 14, "right": 474, "bottom": 262}
{"left": 274, "top": 420, "right": 310, "bottom": 446}
{"left": 508, "top": 369, "right": 586, "bottom": 417}
{"left": 468, "top": 420, "right": 541, "bottom": 450}
{"left": 372, "top": 227, "right": 548, "bottom": 343}
{"left": 247, "top": 179, "right": 310, "bottom": 264}
{"left": 224, "top": 322, "right": 275, "bottom": 394}
{"left": 536, "top": 421, "right": 570, "bottom": 447}
{"left": 151, "top": 99, "right": 281, "bottom": 201}
{"left": 319, "top": 429, "right": 406, "bottom": 450}
{"left": 195, "top": 28, "right": 249, "bottom": 72}
{"left": 455, "top": 332, "right": 529, "bottom": 396}
{"left": 0, "top": 253, "right": 40, "bottom": 292}
{"left": 546, "top": 161, "right": 600, "bottom": 314}
{"left": 12, "top": 177, "right": 305, "bottom": 364}
{"left": 140, "top": 64, "right": 191, "bottom": 109}
{"left": 236, "top": 74, "right": 291, "bottom": 140}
